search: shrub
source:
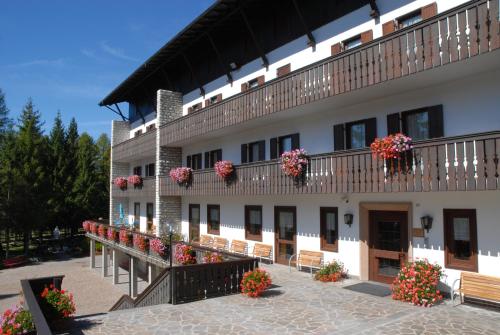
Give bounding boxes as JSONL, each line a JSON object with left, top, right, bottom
{"left": 133, "top": 234, "right": 149, "bottom": 253}
{"left": 314, "top": 261, "right": 348, "bottom": 282}
{"left": 0, "top": 305, "right": 35, "bottom": 335}
{"left": 40, "top": 285, "right": 76, "bottom": 319}
{"left": 174, "top": 244, "right": 196, "bottom": 265}
{"left": 392, "top": 259, "right": 443, "bottom": 307}
{"left": 203, "top": 251, "right": 223, "bottom": 264}
{"left": 240, "top": 268, "right": 272, "bottom": 297}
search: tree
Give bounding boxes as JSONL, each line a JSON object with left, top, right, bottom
{"left": 0, "top": 88, "right": 12, "bottom": 136}
{"left": 65, "top": 118, "right": 80, "bottom": 234}
{"left": 95, "top": 133, "right": 110, "bottom": 218}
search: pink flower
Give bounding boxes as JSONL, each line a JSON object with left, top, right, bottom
{"left": 280, "top": 149, "right": 308, "bottom": 178}
{"left": 114, "top": 177, "right": 127, "bottom": 190}
{"left": 169, "top": 167, "right": 192, "bottom": 185}
{"left": 127, "top": 175, "right": 143, "bottom": 187}
{"left": 214, "top": 161, "right": 234, "bottom": 180}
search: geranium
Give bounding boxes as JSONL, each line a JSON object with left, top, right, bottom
{"left": 114, "top": 177, "right": 127, "bottom": 190}
{"left": 107, "top": 227, "right": 118, "bottom": 242}
{"left": 98, "top": 224, "right": 107, "bottom": 238}
{"left": 119, "top": 229, "right": 132, "bottom": 246}
{"left": 203, "top": 251, "right": 223, "bottom": 264}
{"left": 133, "top": 234, "right": 149, "bottom": 252}
{"left": 314, "top": 261, "right": 348, "bottom": 282}
{"left": 150, "top": 238, "right": 165, "bottom": 256}
{"left": 127, "top": 175, "right": 143, "bottom": 188}
{"left": 240, "top": 268, "right": 272, "bottom": 297}
{"left": 40, "top": 284, "right": 76, "bottom": 319}
{"left": 371, "top": 133, "right": 413, "bottom": 160}
{"left": 392, "top": 259, "right": 443, "bottom": 307}
{"left": 0, "top": 305, "right": 35, "bottom": 335}
{"left": 281, "top": 149, "right": 308, "bottom": 178}
{"left": 214, "top": 160, "right": 234, "bottom": 180}
{"left": 90, "top": 222, "right": 98, "bottom": 234}
{"left": 174, "top": 244, "right": 197, "bottom": 265}
{"left": 82, "top": 220, "right": 91, "bottom": 232}
{"left": 169, "top": 167, "right": 192, "bottom": 186}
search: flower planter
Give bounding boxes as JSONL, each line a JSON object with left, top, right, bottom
{"left": 98, "top": 225, "right": 107, "bottom": 239}
{"left": 174, "top": 244, "right": 196, "bottom": 265}
{"left": 127, "top": 175, "right": 143, "bottom": 189}
{"left": 107, "top": 228, "right": 119, "bottom": 243}
{"left": 133, "top": 234, "right": 149, "bottom": 253}
{"left": 281, "top": 149, "right": 309, "bottom": 185}
{"left": 119, "top": 230, "right": 132, "bottom": 247}
{"left": 114, "top": 177, "right": 127, "bottom": 190}
{"left": 214, "top": 160, "right": 235, "bottom": 185}
{"left": 150, "top": 238, "right": 166, "bottom": 257}
{"left": 169, "top": 167, "right": 192, "bottom": 187}
{"left": 90, "top": 222, "right": 98, "bottom": 235}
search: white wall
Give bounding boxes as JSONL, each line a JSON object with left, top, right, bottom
{"left": 180, "top": 190, "right": 500, "bottom": 290}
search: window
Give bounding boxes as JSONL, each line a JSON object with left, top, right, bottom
{"left": 188, "top": 102, "right": 203, "bottom": 114}
{"left": 146, "top": 124, "right": 156, "bottom": 132}
{"left": 134, "top": 203, "right": 140, "bottom": 227}
{"left": 334, "top": 118, "right": 377, "bottom": 151}
{"left": 186, "top": 153, "right": 202, "bottom": 170}
{"left": 444, "top": 209, "right": 478, "bottom": 272}
{"left": 331, "top": 30, "right": 373, "bottom": 55}
{"left": 245, "top": 206, "right": 263, "bottom": 241}
{"left": 146, "top": 203, "right": 154, "bottom": 223}
{"left": 133, "top": 166, "right": 142, "bottom": 176}
{"left": 134, "top": 129, "right": 143, "bottom": 137}
{"left": 320, "top": 207, "right": 338, "bottom": 252}
{"left": 204, "top": 149, "right": 222, "bottom": 169}
{"left": 241, "top": 140, "right": 265, "bottom": 163}
{"left": 241, "top": 75, "right": 265, "bottom": 92}
{"left": 383, "top": 3, "right": 437, "bottom": 35}
{"left": 145, "top": 163, "right": 155, "bottom": 177}
{"left": 207, "top": 205, "right": 220, "bottom": 235}
{"left": 270, "top": 133, "right": 300, "bottom": 159}
{"left": 344, "top": 36, "right": 362, "bottom": 50}
{"left": 205, "top": 94, "right": 222, "bottom": 107}
{"left": 398, "top": 10, "right": 422, "bottom": 28}
{"left": 276, "top": 63, "right": 291, "bottom": 78}
{"left": 387, "top": 105, "right": 443, "bottom": 140}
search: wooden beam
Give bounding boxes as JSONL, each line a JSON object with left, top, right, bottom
{"left": 160, "top": 67, "right": 173, "bottom": 90}
{"left": 240, "top": 8, "right": 269, "bottom": 69}
{"left": 182, "top": 53, "right": 205, "bottom": 96}
{"left": 369, "top": 0, "right": 380, "bottom": 18}
{"left": 206, "top": 32, "right": 233, "bottom": 84}
{"left": 105, "top": 105, "right": 128, "bottom": 122}
{"left": 292, "top": 0, "right": 316, "bottom": 48}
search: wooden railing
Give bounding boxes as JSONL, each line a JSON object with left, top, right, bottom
{"left": 112, "top": 177, "right": 155, "bottom": 198}
{"left": 112, "top": 130, "right": 156, "bottom": 162}
{"left": 158, "top": 0, "right": 499, "bottom": 146}
{"left": 160, "top": 132, "right": 500, "bottom": 196}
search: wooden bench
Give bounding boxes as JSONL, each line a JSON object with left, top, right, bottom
{"left": 213, "top": 237, "right": 228, "bottom": 251}
{"left": 289, "top": 250, "right": 324, "bottom": 276}
{"left": 251, "top": 243, "right": 273, "bottom": 263}
{"left": 452, "top": 272, "right": 500, "bottom": 306}
{"left": 229, "top": 240, "right": 248, "bottom": 256}
{"left": 199, "top": 235, "right": 213, "bottom": 248}
{"left": 2, "top": 255, "right": 29, "bottom": 268}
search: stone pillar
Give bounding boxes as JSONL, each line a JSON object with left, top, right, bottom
{"left": 130, "top": 257, "right": 138, "bottom": 297}
{"left": 102, "top": 245, "right": 108, "bottom": 277}
{"left": 110, "top": 120, "right": 131, "bottom": 226}
{"left": 90, "top": 239, "right": 96, "bottom": 269}
{"left": 112, "top": 249, "right": 119, "bottom": 284}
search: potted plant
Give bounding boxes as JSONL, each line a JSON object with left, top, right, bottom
{"left": 40, "top": 284, "right": 76, "bottom": 321}
{"left": 0, "top": 305, "right": 35, "bottom": 335}
{"left": 98, "top": 224, "right": 107, "bottom": 238}
{"left": 169, "top": 167, "right": 192, "bottom": 187}
{"left": 107, "top": 227, "right": 119, "bottom": 243}
{"left": 174, "top": 244, "right": 197, "bottom": 265}
{"left": 90, "top": 222, "right": 98, "bottom": 235}
{"left": 214, "top": 160, "right": 235, "bottom": 185}
{"left": 371, "top": 133, "right": 413, "bottom": 175}
{"left": 281, "top": 149, "right": 309, "bottom": 185}
{"left": 114, "top": 177, "right": 127, "bottom": 190}
{"left": 203, "top": 251, "right": 223, "bottom": 263}
{"left": 150, "top": 238, "right": 166, "bottom": 257}
{"left": 82, "top": 221, "right": 91, "bottom": 233}
{"left": 314, "top": 261, "right": 348, "bottom": 282}
{"left": 119, "top": 229, "right": 132, "bottom": 247}
{"left": 133, "top": 234, "right": 149, "bottom": 253}
{"left": 240, "top": 268, "right": 272, "bottom": 297}
{"left": 127, "top": 174, "right": 143, "bottom": 188}
{"left": 392, "top": 259, "right": 443, "bottom": 307}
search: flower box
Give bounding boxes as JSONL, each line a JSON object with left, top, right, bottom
{"left": 214, "top": 160, "right": 235, "bottom": 185}
{"left": 119, "top": 229, "right": 132, "bottom": 246}
{"left": 281, "top": 149, "right": 308, "bottom": 184}
{"left": 133, "top": 234, "right": 149, "bottom": 253}
{"left": 174, "top": 244, "right": 196, "bottom": 265}
{"left": 107, "top": 227, "right": 119, "bottom": 242}
{"left": 169, "top": 167, "right": 192, "bottom": 187}
{"left": 203, "top": 251, "right": 223, "bottom": 264}
{"left": 40, "top": 284, "right": 76, "bottom": 320}
{"left": 127, "top": 175, "right": 143, "bottom": 188}
{"left": 150, "top": 238, "right": 166, "bottom": 257}
{"left": 82, "top": 221, "right": 91, "bottom": 233}
{"left": 97, "top": 224, "right": 107, "bottom": 238}
{"left": 90, "top": 222, "right": 98, "bottom": 235}
{"left": 114, "top": 177, "right": 127, "bottom": 190}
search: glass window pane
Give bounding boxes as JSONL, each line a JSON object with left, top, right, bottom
{"left": 325, "top": 212, "right": 337, "bottom": 244}
{"left": 400, "top": 13, "right": 422, "bottom": 28}
{"left": 251, "top": 143, "right": 260, "bottom": 162}
{"left": 453, "top": 217, "right": 471, "bottom": 259}
{"left": 349, "top": 123, "right": 366, "bottom": 149}
{"left": 345, "top": 37, "right": 362, "bottom": 50}
{"left": 248, "top": 209, "right": 262, "bottom": 235}
{"left": 406, "top": 111, "right": 429, "bottom": 140}
{"left": 281, "top": 137, "right": 292, "bottom": 153}
{"left": 279, "top": 212, "right": 294, "bottom": 240}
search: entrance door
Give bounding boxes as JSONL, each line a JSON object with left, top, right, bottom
{"left": 189, "top": 204, "right": 200, "bottom": 242}
{"left": 369, "top": 211, "right": 408, "bottom": 284}
{"left": 274, "top": 207, "right": 296, "bottom": 265}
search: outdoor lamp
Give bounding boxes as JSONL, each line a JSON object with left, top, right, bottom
{"left": 344, "top": 213, "right": 354, "bottom": 227}
{"left": 420, "top": 215, "right": 433, "bottom": 233}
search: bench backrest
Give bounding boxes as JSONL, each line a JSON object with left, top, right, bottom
{"left": 253, "top": 243, "right": 272, "bottom": 258}
{"left": 213, "top": 237, "right": 228, "bottom": 250}
{"left": 230, "top": 240, "right": 248, "bottom": 254}
{"left": 461, "top": 272, "right": 500, "bottom": 302}
{"left": 298, "top": 250, "right": 323, "bottom": 267}
{"left": 199, "top": 235, "right": 213, "bottom": 247}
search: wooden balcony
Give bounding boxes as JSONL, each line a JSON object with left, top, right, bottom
{"left": 112, "top": 130, "right": 156, "bottom": 162}
{"left": 159, "top": 132, "right": 500, "bottom": 196}
{"left": 159, "top": 0, "right": 499, "bottom": 146}
{"left": 112, "top": 177, "right": 156, "bottom": 198}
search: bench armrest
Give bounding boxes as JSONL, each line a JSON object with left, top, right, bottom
{"left": 288, "top": 254, "right": 297, "bottom": 272}
{"left": 451, "top": 278, "right": 461, "bottom": 304}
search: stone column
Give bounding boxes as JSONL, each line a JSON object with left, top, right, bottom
{"left": 110, "top": 120, "right": 131, "bottom": 226}
{"left": 90, "top": 239, "right": 96, "bottom": 269}
{"left": 112, "top": 249, "right": 119, "bottom": 284}
{"left": 130, "top": 257, "right": 138, "bottom": 297}
{"left": 102, "top": 245, "right": 108, "bottom": 277}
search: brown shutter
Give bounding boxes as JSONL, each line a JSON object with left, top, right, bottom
{"left": 333, "top": 124, "right": 345, "bottom": 151}
{"left": 204, "top": 152, "right": 210, "bottom": 169}
{"left": 241, "top": 82, "right": 248, "bottom": 92}
{"left": 257, "top": 75, "right": 265, "bottom": 86}
{"left": 258, "top": 140, "right": 266, "bottom": 161}
{"left": 421, "top": 2, "right": 437, "bottom": 20}
{"left": 270, "top": 137, "right": 278, "bottom": 159}
{"left": 360, "top": 30, "right": 373, "bottom": 44}
{"left": 186, "top": 156, "right": 192, "bottom": 168}
{"left": 428, "top": 105, "right": 444, "bottom": 138}
{"left": 195, "top": 154, "right": 202, "bottom": 170}
{"left": 364, "top": 118, "right": 377, "bottom": 147}
{"left": 241, "top": 144, "right": 248, "bottom": 164}
{"left": 216, "top": 93, "right": 222, "bottom": 102}
{"left": 205, "top": 99, "right": 211, "bottom": 107}
{"left": 276, "top": 63, "right": 291, "bottom": 77}
{"left": 215, "top": 149, "right": 222, "bottom": 162}
{"left": 331, "top": 43, "right": 341, "bottom": 56}
{"left": 291, "top": 133, "right": 300, "bottom": 150}
{"left": 387, "top": 113, "right": 401, "bottom": 135}
{"left": 382, "top": 21, "right": 396, "bottom": 35}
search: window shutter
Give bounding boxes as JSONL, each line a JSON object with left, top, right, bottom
{"left": 291, "top": 133, "right": 300, "bottom": 150}
{"left": 331, "top": 43, "right": 342, "bottom": 56}
{"left": 387, "top": 113, "right": 401, "bottom": 135}
{"left": 360, "top": 30, "right": 373, "bottom": 44}
{"left": 258, "top": 140, "right": 266, "bottom": 161}
{"left": 204, "top": 99, "right": 211, "bottom": 107}
{"left": 241, "top": 144, "right": 248, "bottom": 164}
{"left": 333, "top": 124, "right": 345, "bottom": 151}
{"left": 186, "top": 156, "right": 192, "bottom": 168}
{"left": 215, "top": 149, "right": 222, "bottom": 162}
{"left": 241, "top": 82, "right": 248, "bottom": 92}
{"left": 421, "top": 2, "right": 437, "bottom": 20}
{"left": 204, "top": 152, "right": 210, "bottom": 169}
{"left": 276, "top": 63, "right": 291, "bottom": 77}
{"left": 216, "top": 93, "right": 222, "bottom": 102}
{"left": 270, "top": 137, "right": 278, "bottom": 159}
{"left": 428, "top": 105, "right": 444, "bottom": 138}
{"left": 195, "top": 154, "right": 202, "bottom": 170}
{"left": 365, "top": 118, "right": 377, "bottom": 147}
{"left": 257, "top": 75, "right": 265, "bottom": 86}
{"left": 382, "top": 21, "right": 396, "bottom": 35}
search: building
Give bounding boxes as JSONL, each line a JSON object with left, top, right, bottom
{"left": 100, "top": 0, "right": 500, "bottom": 288}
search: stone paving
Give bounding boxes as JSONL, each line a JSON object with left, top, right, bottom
{"left": 73, "top": 263, "right": 500, "bottom": 335}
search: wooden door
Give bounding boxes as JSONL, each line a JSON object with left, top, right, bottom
{"left": 189, "top": 204, "right": 200, "bottom": 242}
{"left": 369, "top": 210, "right": 408, "bottom": 284}
{"left": 274, "top": 206, "right": 297, "bottom": 265}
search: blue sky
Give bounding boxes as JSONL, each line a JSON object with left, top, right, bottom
{"left": 0, "top": 0, "right": 213, "bottom": 138}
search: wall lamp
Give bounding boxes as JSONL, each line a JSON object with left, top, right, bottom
{"left": 420, "top": 215, "right": 433, "bottom": 233}
{"left": 344, "top": 213, "right": 354, "bottom": 227}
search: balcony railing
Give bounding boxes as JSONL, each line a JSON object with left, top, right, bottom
{"left": 112, "top": 177, "right": 155, "bottom": 198}
{"left": 159, "top": 0, "right": 499, "bottom": 146}
{"left": 160, "top": 132, "right": 500, "bottom": 196}
{"left": 112, "top": 130, "right": 156, "bottom": 162}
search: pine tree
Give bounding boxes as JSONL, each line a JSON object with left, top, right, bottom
{"left": 0, "top": 88, "right": 12, "bottom": 136}
{"left": 65, "top": 118, "right": 80, "bottom": 233}
{"left": 95, "top": 133, "right": 111, "bottom": 218}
